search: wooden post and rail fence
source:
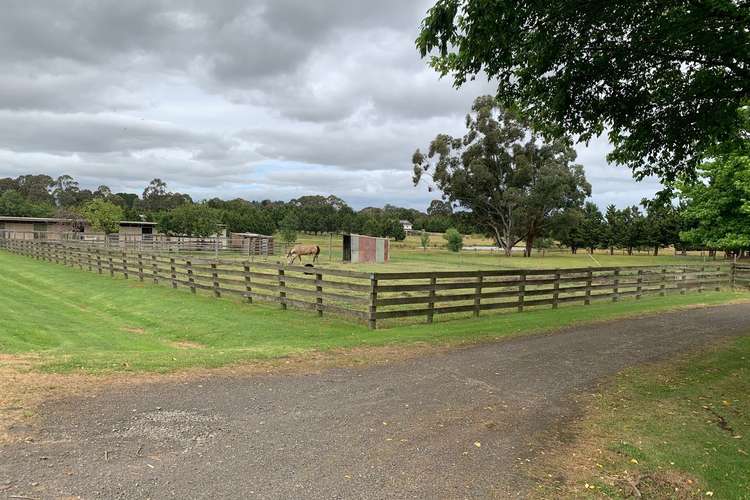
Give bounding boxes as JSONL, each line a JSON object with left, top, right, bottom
{"left": 1, "top": 238, "right": 747, "bottom": 330}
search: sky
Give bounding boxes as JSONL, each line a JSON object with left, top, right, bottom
{"left": 0, "top": 0, "right": 664, "bottom": 211}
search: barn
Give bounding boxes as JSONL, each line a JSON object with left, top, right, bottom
{"left": 342, "top": 233, "right": 389, "bottom": 263}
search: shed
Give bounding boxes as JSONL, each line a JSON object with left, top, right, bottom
{"left": 342, "top": 233, "right": 389, "bottom": 263}
{"left": 230, "top": 232, "right": 275, "bottom": 256}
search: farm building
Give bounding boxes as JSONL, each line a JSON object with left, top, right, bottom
{"left": 342, "top": 233, "right": 389, "bottom": 263}
{"left": 230, "top": 232, "right": 274, "bottom": 256}
{"left": 400, "top": 220, "right": 413, "bottom": 232}
{"left": 0, "top": 215, "right": 157, "bottom": 240}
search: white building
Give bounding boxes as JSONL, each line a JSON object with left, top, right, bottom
{"left": 400, "top": 220, "right": 413, "bottom": 232}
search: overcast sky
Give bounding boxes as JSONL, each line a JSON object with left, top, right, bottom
{"left": 0, "top": 0, "right": 663, "bottom": 210}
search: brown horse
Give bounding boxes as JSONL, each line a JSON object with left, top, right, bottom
{"left": 287, "top": 244, "right": 320, "bottom": 264}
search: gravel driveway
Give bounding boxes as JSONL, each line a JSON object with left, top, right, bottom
{"left": 2, "top": 303, "right": 750, "bottom": 499}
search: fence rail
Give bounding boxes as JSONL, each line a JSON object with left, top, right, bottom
{"left": 0, "top": 230, "right": 277, "bottom": 256}
{"left": 733, "top": 264, "right": 750, "bottom": 288}
{"left": 0, "top": 238, "right": 741, "bottom": 329}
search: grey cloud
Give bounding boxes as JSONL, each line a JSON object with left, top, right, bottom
{"left": 0, "top": 0, "right": 659, "bottom": 210}
{"left": 0, "top": 111, "right": 238, "bottom": 155}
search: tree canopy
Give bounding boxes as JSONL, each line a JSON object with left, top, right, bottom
{"left": 417, "top": 0, "right": 750, "bottom": 181}
{"left": 412, "top": 95, "right": 590, "bottom": 256}
{"left": 80, "top": 199, "right": 124, "bottom": 235}
{"left": 679, "top": 146, "right": 750, "bottom": 253}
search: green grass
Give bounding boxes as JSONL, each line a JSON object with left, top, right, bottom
{"left": 282, "top": 233, "right": 723, "bottom": 272}
{"left": 0, "top": 251, "right": 746, "bottom": 373}
{"left": 546, "top": 336, "right": 750, "bottom": 498}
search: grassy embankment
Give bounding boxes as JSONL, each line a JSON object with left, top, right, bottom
{"left": 1, "top": 251, "right": 745, "bottom": 374}
{"left": 537, "top": 335, "right": 750, "bottom": 498}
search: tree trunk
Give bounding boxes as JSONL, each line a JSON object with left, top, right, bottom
{"left": 627, "top": 247, "right": 633, "bottom": 255}
{"left": 609, "top": 246, "right": 614, "bottom": 255}
{"left": 653, "top": 246, "right": 659, "bottom": 256}
{"left": 524, "top": 235, "right": 534, "bottom": 258}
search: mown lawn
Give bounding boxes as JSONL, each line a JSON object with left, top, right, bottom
{"left": 0, "top": 251, "right": 746, "bottom": 373}
{"left": 539, "top": 335, "right": 750, "bottom": 499}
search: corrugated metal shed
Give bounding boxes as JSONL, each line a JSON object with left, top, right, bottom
{"left": 342, "top": 233, "right": 389, "bottom": 263}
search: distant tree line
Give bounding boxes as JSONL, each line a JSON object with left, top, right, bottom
{"left": 0, "top": 174, "right": 477, "bottom": 240}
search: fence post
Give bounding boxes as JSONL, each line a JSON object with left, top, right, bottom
{"left": 680, "top": 266, "right": 687, "bottom": 295}
{"left": 122, "top": 252, "right": 128, "bottom": 279}
{"left": 636, "top": 269, "right": 643, "bottom": 300}
{"left": 316, "top": 272, "right": 323, "bottom": 317}
{"left": 87, "top": 248, "right": 93, "bottom": 272}
{"left": 730, "top": 262, "right": 736, "bottom": 290}
{"left": 368, "top": 274, "right": 378, "bottom": 330}
{"left": 244, "top": 263, "right": 253, "bottom": 304}
{"left": 427, "top": 275, "right": 437, "bottom": 323}
{"left": 715, "top": 265, "right": 721, "bottom": 292}
{"left": 612, "top": 268, "right": 620, "bottom": 302}
{"left": 585, "top": 268, "right": 592, "bottom": 305}
{"left": 211, "top": 262, "right": 221, "bottom": 298}
{"left": 137, "top": 253, "right": 144, "bottom": 282}
{"left": 660, "top": 266, "right": 666, "bottom": 296}
{"left": 473, "top": 271, "right": 483, "bottom": 317}
{"left": 96, "top": 249, "right": 102, "bottom": 274}
{"left": 278, "top": 267, "right": 286, "bottom": 309}
{"left": 170, "top": 257, "right": 177, "bottom": 288}
{"left": 698, "top": 265, "right": 705, "bottom": 293}
{"left": 552, "top": 270, "right": 560, "bottom": 309}
{"left": 152, "top": 255, "right": 159, "bottom": 284}
{"left": 187, "top": 260, "right": 196, "bottom": 294}
{"left": 108, "top": 252, "right": 114, "bottom": 277}
{"left": 517, "top": 271, "right": 526, "bottom": 312}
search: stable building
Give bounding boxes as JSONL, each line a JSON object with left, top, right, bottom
{"left": 0, "top": 215, "right": 157, "bottom": 240}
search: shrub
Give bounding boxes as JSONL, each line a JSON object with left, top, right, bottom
{"left": 420, "top": 230, "right": 430, "bottom": 251}
{"left": 443, "top": 228, "right": 463, "bottom": 252}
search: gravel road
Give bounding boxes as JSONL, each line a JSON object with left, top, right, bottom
{"left": 2, "top": 303, "right": 749, "bottom": 499}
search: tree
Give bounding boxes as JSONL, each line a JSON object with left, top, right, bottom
{"left": 641, "top": 197, "right": 681, "bottom": 256}
{"left": 15, "top": 174, "right": 54, "bottom": 204}
{"left": 420, "top": 230, "right": 430, "bottom": 251}
{"left": 603, "top": 205, "right": 623, "bottom": 255}
{"left": 93, "top": 185, "right": 113, "bottom": 199}
{"left": 579, "top": 202, "right": 605, "bottom": 254}
{"left": 678, "top": 147, "right": 750, "bottom": 255}
{"left": 549, "top": 208, "right": 585, "bottom": 254}
{"left": 0, "top": 190, "right": 54, "bottom": 217}
{"left": 52, "top": 174, "right": 80, "bottom": 207}
{"left": 620, "top": 206, "right": 647, "bottom": 255}
{"left": 412, "top": 96, "right": 589, "bottom": 256}
{"left": 417, "top": 0, "right": 750, "bottom": 182}
{"left": 427, "top": 199, "right": 453, "bottom": 217}
{"left": 141, "top": 178, "right": 191, "bottom": 213}
{"left": 443, "top": 228, "right": 463, "bottom": 252}
{"left": 157, "top": 204, "right": 222, "bottom": 238}
{"left": 279, "top": 212, "right": 299, "bottom": 244}
{"left": 516, "top": 141, "right": 590, "bottom": 256}
{"left": 81, "top": 199, "right": 124, "bottom": 234}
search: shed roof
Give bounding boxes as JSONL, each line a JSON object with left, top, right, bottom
{"left": 0, "top": 215, "right": 156, "bottom": 226}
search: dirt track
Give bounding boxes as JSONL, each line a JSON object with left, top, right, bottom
{"left": 2, "top": 303, "right": 750, "bottom": 499}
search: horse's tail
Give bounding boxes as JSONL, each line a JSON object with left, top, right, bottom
{"left": 314, "top": 245, "right": 320, "bottom": 261}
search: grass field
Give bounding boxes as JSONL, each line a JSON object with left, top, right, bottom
{"left": 539, "top": 336, "right": 750, "bottom": 498}
{"left": 1, "top": 251, "right": 746, "bottom": 374}
{"left": 274, "top": 233, "right": 725, "bottom": 272}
